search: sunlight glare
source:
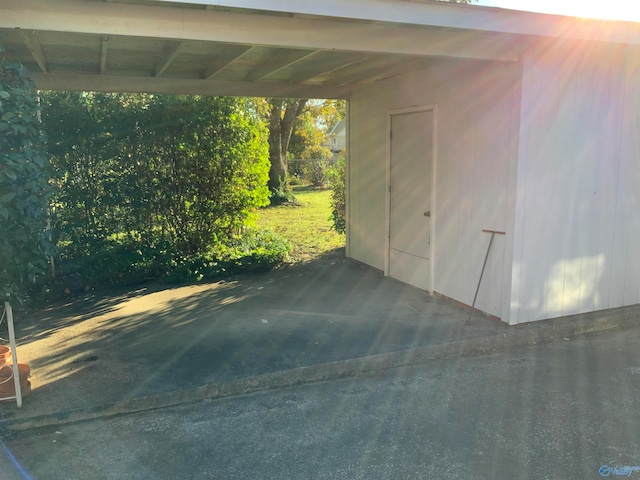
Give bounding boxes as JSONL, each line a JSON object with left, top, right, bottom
{"left": 479, "top": 0, "right": 640, "bottom": 22}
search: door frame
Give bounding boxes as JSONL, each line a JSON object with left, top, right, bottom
{"left": 385, "top": 104, "right": 437, "bottom": 293}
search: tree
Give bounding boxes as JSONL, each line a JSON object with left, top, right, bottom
{"left": 328, "top": 152, "right": 346, "bottom": 235}
{"left": 0, "top": 44, "right": 52, "bottom": 302}
{"left": 288, "top": 99, "right": 345, "bottom": 159}
{"left": 266, "top": 98, "right": 308, "bottom": 193}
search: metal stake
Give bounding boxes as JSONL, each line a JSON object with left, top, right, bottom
{"left": 471, "top": 230, "right": 506, "bottom": 311}
{"left": 3, "top": 302, "right": 22, "bottom": 407}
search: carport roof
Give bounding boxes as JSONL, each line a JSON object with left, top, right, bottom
{"left": 1, "top": 0, "right": 639, "bottom": 99}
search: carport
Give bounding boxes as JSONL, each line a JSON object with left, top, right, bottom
{"left": 3, "top": 0, "right": 640, "bottom": 325}
{"left": 0, "top": 0, "right": 523, "bottom": 98}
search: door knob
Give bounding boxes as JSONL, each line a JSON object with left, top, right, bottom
{"left": 424, "top": 211, "right": 430, "bottom": 217}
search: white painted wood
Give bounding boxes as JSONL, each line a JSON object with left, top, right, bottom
{"left": 387, "top": 109, "right": 433, "bottom": 291}
{"left": 32, "top": 72, "right": 350, "bottom": 99}
{"left": 349, "top": 61, "right": 520, "bottom": 318}
{"left": 348, "top": 86, "right": 388, "bottom": 271}
{"left": 509, "top": 40, "right": 638, "bottom": 324}
{"left": 617, "top": 48, "right": 640, "bottom": 307}
{"left": 1, "top": 0, "right": 520, "bottom": 62}
{"left": 345, "top": 103, "right": 352, "bottom": 259}
{"left": 156, "top": 0, "right": 640, "bottom": 46}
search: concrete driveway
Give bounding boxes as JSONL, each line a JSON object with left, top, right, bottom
{"left": 0, "top": 256, "right": 506, "bottom": 424}
{"left": 0, "top": 255, "right": 638, "bottom": 478}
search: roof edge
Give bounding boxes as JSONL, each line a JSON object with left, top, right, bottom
{"left": 153, "top": 0, "right": 640, "bottom": 46}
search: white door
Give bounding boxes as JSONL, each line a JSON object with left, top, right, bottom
{"left": 388, "top": 109, "right": 433, "bottom": 291}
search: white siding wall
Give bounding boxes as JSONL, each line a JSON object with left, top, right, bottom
{"left": 510, "top": 42, "right": 640, "bottom": 324}
{"left": 349, "top": 61, "right": 521, "bottom": 318}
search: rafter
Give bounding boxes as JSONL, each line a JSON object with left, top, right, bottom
{"left": 285, "top": 52, "right": 366, "bottom": 84}
{"left": 203, "top": 46, "right": 253, "bottom": 79}
{"left": 154, "top": 41, "right": 186, "bottom": 77}
{"left": 308, "top": 55, "right": 374, "bottom": 83}
{"left": 17, "top": 30, "right": 48, "bottom": 73}
{"left": 323, "top": 55, "right": 415, "bottom": 85}
{"left": 100, "top": 36, "right": 109, "bottom": 74}
{"left": 246, "top": 50, "right": 319, "bottom": 82}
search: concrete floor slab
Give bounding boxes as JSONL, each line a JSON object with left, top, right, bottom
{"left": 0, "top": 257, "right": 638, "bottom": 431}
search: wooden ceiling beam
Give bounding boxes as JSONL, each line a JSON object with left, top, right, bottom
{"left": 31, "top": 72, "right": 352, "bottom": 99}
{"left": 309, "top": 55, "right": 374, "bottom": 83}
{"left": 17, "top": 30, "right": 48, "bottom": 73}
{"left": 285, "top": 52, "right": 367, "bottom": 83}
{"left": 154, "top": 40, "right": 186, "bottom": 77}
{"left": 322, "top": 56, "right": 413, "bottom": 85}
{"left": 100, "top": 36, "right": 109, "bottom": 74}
{"left": 203, "top": 46, "right": 253, "bottom": 79}
{"left": 2, "top": 0, "right": 522, "bottom": 62}
{"left": 245, "top": 50, "right": 319, "bottom": 82}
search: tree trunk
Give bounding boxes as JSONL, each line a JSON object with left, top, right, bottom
{"left": 267, "top": 98, "right": 308, "bottom": 192}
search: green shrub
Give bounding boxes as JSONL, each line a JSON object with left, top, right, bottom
{"left": 27, "top": 228, "right": 291, "bottom": 301}
{"left": 328, "top": 152, "right": 346, "bottom": 235}
{"left": 0, "top": 44, "right": 53, "bottom": 302}
{"left": 43, "top": 93, "right": 270, "bottom": 256}
{"left": 269, "top": 176, "right": 297, "bottom": 205}
{"left": 287, "top": 173, "right": 303, "bottom": 186}
{"left": 300, "top": 145, "right": 332, "bottom": 186}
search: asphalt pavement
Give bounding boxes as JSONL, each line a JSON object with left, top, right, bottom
{"left": 2, "top": 326, "right": 640, "bottom": 479}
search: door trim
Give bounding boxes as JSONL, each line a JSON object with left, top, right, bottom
{"left": 385, "top": 105, "right": 437, "bottom": 293}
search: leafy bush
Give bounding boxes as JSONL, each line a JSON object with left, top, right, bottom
{"left": 269, "top": 176, "right": 297, "bottom": 205}
{"left": 0, "top": 44, "right": 53, "bottom": 301}
{"left": 28, "top": 228, "right": 290, "bottom": 301}
{"left": 287, "top": 172, "right": 303, "bottom": 186}
{"left": 301, "top": 145, "right": 333, "bottom": 186}
{"left": 42, "top": 93, "right": 270, "bottom": 255}
{"left": 328, "top": 152, "right": 346, "bottom": 234}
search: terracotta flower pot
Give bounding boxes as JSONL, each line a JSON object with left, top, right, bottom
{"left": 0, "top": 363, "right": 30, "bottom": 395}
{"left": 0, "top": 346, "right": 11, "bottom": 364}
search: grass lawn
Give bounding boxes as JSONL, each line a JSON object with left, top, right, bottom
{"left": 255, "top": 185, "right": 345, "bottom": 263}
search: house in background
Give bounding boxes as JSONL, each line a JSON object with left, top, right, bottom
{"left": 324, "top": 120, "right": 346, "bottom": 155}
{"left": 3, "top": 0, "right": 640, "bottom": 325}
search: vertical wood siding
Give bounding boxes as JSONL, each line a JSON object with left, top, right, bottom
{"left": 349, "top": 61, "right": 520, "bottom": 318}
{"left": 510, "top": 41, "right": 640, "bottom": 324}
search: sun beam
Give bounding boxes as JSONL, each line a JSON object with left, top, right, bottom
{"left": 478, "top": 0, "right": 640, "bottom": 23}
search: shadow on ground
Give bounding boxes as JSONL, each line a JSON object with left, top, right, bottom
{"left": 2, "top": 254, "right": 503, "bottom": 420}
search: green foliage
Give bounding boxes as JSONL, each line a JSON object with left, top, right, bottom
{"left": 328, "top": 152, "right": 346, "bottom": 235}
{"left": 28, "top": 228, "right": 290, "bottom": 300}
{"left": 0, "top": 45, "right": 52, "bottom": 300}
{"left": 288, "top": 100, "right": 346, "bottom": 158}
{"left": 300, "top": 144, "right": 333, "bottom": 187}
{"left": 269, "top": 176, "right": 298, "bottom": 205}
{"left": 24, "top": 91, "right": 285, "bottom": 301}
{"left": 42, "top": 93, "right": 270, "bottom": 255}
